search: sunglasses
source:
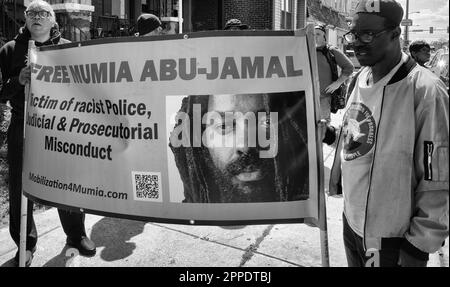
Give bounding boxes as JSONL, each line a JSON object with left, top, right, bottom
{"left": 25, "top": 10, "right": 51, "bottom": 18}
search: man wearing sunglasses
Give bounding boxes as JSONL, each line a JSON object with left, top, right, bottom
{"left": 0, "top": 0, "right": 96, "bottom": 266}
{"left": 328, "top": 0, "right": 448, "bottom": 267}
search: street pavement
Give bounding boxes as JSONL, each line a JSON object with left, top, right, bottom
{"left": 0, "top": 111, "right": 448, "bottom": 267}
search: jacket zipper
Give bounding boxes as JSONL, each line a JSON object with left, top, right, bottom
{"left": 362, "top": 86, "right": 386, "bottom": 251}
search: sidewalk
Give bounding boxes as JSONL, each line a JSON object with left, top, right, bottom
{"left": 0, "top": 200, "right": 345, "bottom": 267}
{"left": 0, "top": 144, "right": 348, "bottom": 267}
{"left": 0, "top": 112, "right": 448, "bottom": 267}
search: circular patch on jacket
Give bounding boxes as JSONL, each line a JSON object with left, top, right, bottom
{"left": 342, "top": 102, "right": 376, "bottom": 161}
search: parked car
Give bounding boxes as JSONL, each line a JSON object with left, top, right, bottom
{"left": 427, "top": 49, "right": 449, "bottom": 89}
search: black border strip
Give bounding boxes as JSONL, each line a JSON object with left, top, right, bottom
{"left": 24, "top": 192, "right": 308, "bottom": 226}
{"left": 37, "top": 30, "right": 297, "bottom": 51}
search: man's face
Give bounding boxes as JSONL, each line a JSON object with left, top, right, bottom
{"left": 350, "top": 14, "right": 396, "bottom": 67}
{"left": 412, "top": 47, "right": 431, "bottom": 65}
{"left": 142, "top": 26, "right": 162, "bottom": 36}
{"left": 161, "top": 23, "right": 176, "bottom": 35}
{"left": 228, "top": 26, "right": 241, "bottom": 31}
{"left": 315, "top": 29, "right": 326, "bottom": 48}
{"left": 25, "top": 5, "right": 54, "bottom": 38}
{"left": 204, "top": 94, "right": 278, "bottom": 202}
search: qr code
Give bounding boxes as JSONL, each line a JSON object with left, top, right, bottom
{"left": 132, "top": 172, "right": 162, "bottom": 202}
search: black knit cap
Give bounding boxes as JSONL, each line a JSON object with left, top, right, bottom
{"left": 137, "top": 13, "right": 161, "bottom": 36}
{"left": 223, "top": 19, "right": 249, "bottom": 30}
{"left": 354, "top": 0, "right": 404, "bottom": 27}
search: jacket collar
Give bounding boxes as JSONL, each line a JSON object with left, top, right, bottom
{"left": 387, "top": 56, "right": 417, "bottom": 85}
{"left": 14, "top": 26, "right": 61, "bottom": 46}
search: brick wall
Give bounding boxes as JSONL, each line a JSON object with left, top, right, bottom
{"left": 223, "top": 0, "right": 273, "bottom": 30}
{"left": 91, "top": 0, "right": 112, "bottom": 22}
{"left": 91, "top": 0, "right": 103, "bottom": 25}
{"left": 273, "top": 0, "right": 281, "bottom": 29}
{"left": 191, "top": 0, "right": 220, "bottom": 31}
{"left": 191, "top": 0, "right": 309, "bottom": 32}
{"left": 275, "top": 0, "right": 306, "bottom": 30}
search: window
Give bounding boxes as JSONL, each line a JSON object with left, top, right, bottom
{"left": 281, "top": 0, "right": 292, "bottom": 12}
{"left": 281, "top": 0, "right": 293, "bottom": 29}
{"left": 56, "top": 13, "right": 90, "bottom": 42}
{"left": 142, "top": 0, "right": 179, "bottom": 17}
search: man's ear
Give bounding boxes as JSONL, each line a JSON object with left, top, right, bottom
{"left": 391, "top": 27, "right": 401, "bottom": 39}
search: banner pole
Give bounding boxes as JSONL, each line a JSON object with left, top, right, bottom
{"left": 19, "top": 40, "right": 35, "bottom": 267}
{"left": 319, "top": 198, "right": 330, "bottom": 267}
{"left": 18, "top": 195, "right": 27, "bottom": 267}
{"left": 303, "top": 23, "right": 331, "bottom": 267}
{"left": 318, "top": 137, "right": 330, "bottom": 267}
{"left": 178, "top": 0, "right": 183, "bottom": 34}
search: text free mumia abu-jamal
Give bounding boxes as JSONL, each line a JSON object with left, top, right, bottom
{"left": 30, "top": 56, "right": 303, "bottom": 84}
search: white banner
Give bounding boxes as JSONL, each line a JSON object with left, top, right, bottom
{"left": 22, "top": 29, "right": 322, "bottom": 224}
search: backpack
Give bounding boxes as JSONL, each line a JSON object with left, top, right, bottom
{"left": 318, "top": 45, "right": 346, "bottom": 113}
{"left": 320, "top": 45, "right": 339, "bottom": 81}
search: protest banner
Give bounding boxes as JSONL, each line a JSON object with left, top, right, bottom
{"left": 22, "top": 27, "right": 324, "bottom": 226}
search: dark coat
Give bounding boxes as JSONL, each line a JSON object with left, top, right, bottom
{"left": 0, "top": 26, "right": 70, "bottom": 117}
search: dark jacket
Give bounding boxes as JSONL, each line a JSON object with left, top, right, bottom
{"left": 0, "top": 26, "right": 70, "bottom": 118}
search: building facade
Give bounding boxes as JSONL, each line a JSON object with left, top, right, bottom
{"left": 2, "top": 0, "right": 310, "bottom": 41}
{"left": 306, "top": 0, "right": 350, "bottom": 50}
{"left": 48, "top": 0, "right": 94, "bottom": 41}
{"left": 321, "top": 0, "right": 355, "bottom": 16}
{"left": 2, "top": 0, "right": 351, "bottom": 45}
{"left": 180, "top": 0, "right": 308, "bottom": 32}
{"left": 1, "top": 0, "right": 28, "bottom": 42}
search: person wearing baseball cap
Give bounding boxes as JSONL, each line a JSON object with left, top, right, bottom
{"left": 327, "top": 0, "right": 449, "bottom": 267}
{"left": 345, "top": 0, "right": 404, "bottom": 67}
{"left": 136, "top": 13, "right": 162, "bottom": 36}
{"left": 223, "top": 19, "right": 249, "bottom": 30}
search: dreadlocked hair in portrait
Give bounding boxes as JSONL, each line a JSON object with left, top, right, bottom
{"left": 169, "top": 92, "right": 309, "bottom": 203}
{"left": 267, "top": 92, "right": 309, "bottom": 201}
{"left": 169, "top": 95, "right": 211, "bottom": 203}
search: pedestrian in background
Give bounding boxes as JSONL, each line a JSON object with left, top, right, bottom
{"left": 314, "top": 25, "right": 354, "bottom": 123}
{"left": 409, "top": 40, "right": 431, "bottom": 67}
{"left": 223, "top": 19, "right": 250, "bottom": 30}
{"left": 0, "top": 0, "right": 96, "bottom": 267}
{"left": 135, "top": 13, "right": 163, "bottom": 37}
{"left": 328, "top": 0, "right": 448, "bottom": 267}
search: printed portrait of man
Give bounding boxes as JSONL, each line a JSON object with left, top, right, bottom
{"left": 168, "top": 92, "right": 309, "bottom": 203}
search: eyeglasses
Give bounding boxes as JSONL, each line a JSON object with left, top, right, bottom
{"left": 25, "top": 10, "right": 51, "bottom": 18}
{"left": 344, "top": 28, "right": 393, "bottom": 44}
